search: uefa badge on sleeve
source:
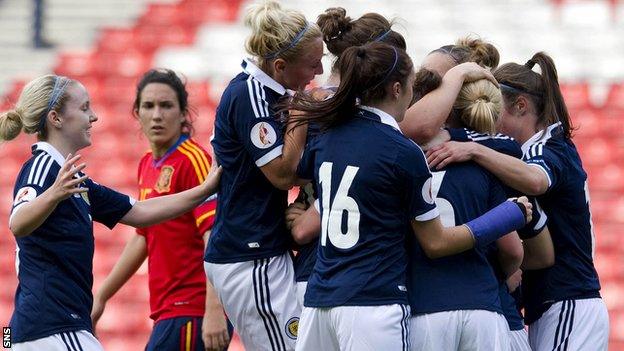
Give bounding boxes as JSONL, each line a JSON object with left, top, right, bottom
{"left": 250, "top": 122, "right": 277, "bottom": 149}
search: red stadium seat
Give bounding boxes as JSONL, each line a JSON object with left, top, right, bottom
{"left": 605, "top": 83, "right": 624, "bottom": 109}
{"left": 179, "top": 0, "right": 242, "bottom": 24}
{"left": 96, "top": 28, "right": 137, "bottom": 53}
{"left": 587, "top": 164, "right": 624, "bottom": 193}
{"left": 92, "top": 51, "right": 152, "bottom": 79}
{"left": 560, "top": 82, "right": 592, "bottom": 109}
{"left": 54, "top": 51, "right": 95, "bottom": 79}
{"left": 100, "top": 77, "right": 140, "bottom": 105}
{"left": 576, "top": 137, "right": 615, "bottom": 166}
{"left": 138, "top": 3, "right": 181, "bottom": 27}
{"left": 186, "top": 80, "right": 211, "bottom": 105}
{"left": 134, "top": 24, "right": 196, "bottom": 53}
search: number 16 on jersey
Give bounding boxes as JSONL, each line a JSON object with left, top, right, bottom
{"left": 319, "top": 162, "right": 361, "bottom": 250}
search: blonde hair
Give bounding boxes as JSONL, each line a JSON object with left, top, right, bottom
{"left": 433, "top": 36, "right": 500, "bottom": 70}
{"left": 456, "top": 36, "right": 500, "bottom": 70}
{"left": 453, "top": 79, "right": 501, "bottom": 135}
{"left": 244, "top": 0, "right": 322, "bottom": 65}
{"left": 0, "top": 75, "right": 73, "bottom": 141}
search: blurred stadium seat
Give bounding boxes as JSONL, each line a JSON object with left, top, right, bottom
{"left": 0, "top": 0, "right": 623, "bottom": 350}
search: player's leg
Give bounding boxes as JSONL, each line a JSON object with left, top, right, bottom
{"left": 205, "top": 253, "right": 301, "bottom": 351}
{"left": 295, "top": 307, "right": 338, "bottom": 351}
{"left": 409, "top": 311, "right": 462, "bottom": 351}
{"left": 11, "top": 330, "right": 104, "bottom": 351}
{"left": 459, "top": 310, "right": 510, "bottom": 351}
{"left": 529, "top": 298, "right": 608, "bottom": 351}
{"left": 509, "top": 328, "right": 531, "bottom": 351}
{"left": 333, "top": 304, "right": 410, "bottom": 351}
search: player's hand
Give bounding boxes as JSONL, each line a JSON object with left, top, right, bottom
{"left": 202, "top": 165, "right": 223, "bottom": 196}
{"left": 512, "top": 196, "right": 533, "bottom": 224}
{"left": 426, "top": 141, "right": 476, "bottom": 170}
{"left": 506, "top": 269, "right": 522, "bottom": 293}
{"left": 49, "top": 153, "right": 88, "bottom": 202}
{"left": 285, "top": 202, "right": 307, "bottom": 230}
{"left": 452, "top": 62, "right": 498, "bottom": 87}
{"left": 202, "top": 311, "right": 230, "bottom": 351}
{"left": 90, "top": 295, "right": 106, "bottom": 334}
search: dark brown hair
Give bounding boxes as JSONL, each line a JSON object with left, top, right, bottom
{"left": 432, "top": 36, "right": 500, "bottom": 70}
{"left": 317, "top": 8, "right": 406, "bottom": 71}
{"left": 133, "top": 69, "right": 195, "bottom": 135}
{"left": 287, "top": 42, "right": 413, "bottom": 131}
{"left": 494, "top": 52, "right": 574, "bottom": 139}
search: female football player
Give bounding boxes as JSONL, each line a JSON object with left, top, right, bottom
{"left": 426, "top": 52, "right": 608, "bottom": 351}
{"left": 0, "top": 74, "right": 220, "bottom": 351}
{"left": 91, "top": 69, "right": 230, "bottom": 351}
{"left": 288, "top": 42, "right": 531, "bottom": 351}
{"left": 204, "top": 1, "right": 323, "bottom": 349}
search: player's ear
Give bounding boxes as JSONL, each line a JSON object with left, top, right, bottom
{"left": 132, "top": 108, "right": 140, "bottom": 120}
{"left": 515, "top": 96, "right": 529, "bottom": 116}
{"left": 392, "top": 81, "right": 402, "bottom": 99}
{"left": 48, "top": 110, "right": 62, "bottom": 129}
{"left": 273, "top": 58, "right": 287, "bottom": 75}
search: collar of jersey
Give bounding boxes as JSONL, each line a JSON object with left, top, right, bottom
{"left": 32, "top": 141, "right": 66, "bottom": 166}
{"left": 521, "top": 122, "right": 562, "bottom": 155}
{"left": 358, "top": 105, "right": 402, "bottom": 134}
{"left": 152, "top": 134, "right": 189, "bottom": 168}
{"left": 241, "top": 58, "right": 286, "bottom": 95}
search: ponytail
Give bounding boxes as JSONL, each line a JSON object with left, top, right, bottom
{"left": 526, "top": 52, "right": 573, "bottom": 138}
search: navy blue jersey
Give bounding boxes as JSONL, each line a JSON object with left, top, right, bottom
{"left": 448, "top": 128, "right": 548, "bottom": 237}
{"left": 9, "top": 142, "right": 133, "bottom": 342}
{"left": 299, "top": 106, "right": 438, "bottom": 307}
{"left": 447, "top": 128, "right": 522, "bottom": 158}
{"left": 519, "top": 123, "right": 600, "bottom": 324}
{"left": 448, "top": 128, "right": 547, "bottom": 324}
{"left": 206, "top": 59, "right": 291, "bottom": 263}
{"left": 499, "top": 284, "right": 524, "bottom": 331}
{"left": 293, "top": 184, "right": 318, "bottom": 282}
{"left": 407, "top": 160, "right": 508, "bottom": 315}
{"left": 292, "top": 92, "right": 329, "bottom": 283}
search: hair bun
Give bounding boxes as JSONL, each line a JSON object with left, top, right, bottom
{"left": 457, "top": 36, "right": 500, "bottom": 69}
{"left": 0, "top": 109, "right": 24, "bottom": 141}
{"left": 317, "top": 7, "right": 352, "bottom": 42}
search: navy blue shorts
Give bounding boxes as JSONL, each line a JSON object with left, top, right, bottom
{"left": 146, "top": 316, "right": 233, "bottom": 351}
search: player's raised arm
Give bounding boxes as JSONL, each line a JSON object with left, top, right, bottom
{"left": 411, "top": 197, "right": 531, "bottom": 259}
{"left": 119, "top": 165, "right": 221, "bottom": 228}
{"left": 400, "top": 37, "right": 499, "bottom": 145}
{"left": 9, "top": 153, "right": 87, "bottom": 237}
{"left": 427, "top": 141, "right": 550, "bottom": 195}
{"left": 259, "top": 112, "right": 309, "bottom": 190}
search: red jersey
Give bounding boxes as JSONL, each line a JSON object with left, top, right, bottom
{"left": 137, "top": 136, "right": 216, "bottom": 322}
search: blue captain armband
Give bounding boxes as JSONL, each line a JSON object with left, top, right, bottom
{"left": 465, "top": 200, "right": 527, "bottom": 248}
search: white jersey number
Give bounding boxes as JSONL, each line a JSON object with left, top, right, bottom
{"left": 319, "top": 162, "right": 361, "bottom": 249}
{"left": 431, "top": 171, "right": 456, "bottom": 226}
